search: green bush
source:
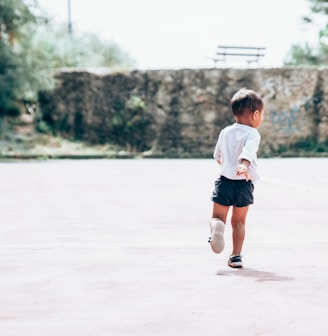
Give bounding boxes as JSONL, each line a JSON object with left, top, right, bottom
{"left": 110, "top": 96, "right": 155, "bottom": 152}
{"left": 271, "top": 136, "right": 328, "bottom": 157}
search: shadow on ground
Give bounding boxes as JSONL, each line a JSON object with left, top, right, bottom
{"left": 217, "top": 268, "right": 294, "bottom": 282}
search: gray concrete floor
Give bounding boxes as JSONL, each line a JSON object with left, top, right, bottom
{"left": 0, "top": 158, "right": 327, "bottom": 336}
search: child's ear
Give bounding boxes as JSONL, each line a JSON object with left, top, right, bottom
{"left": 253, "top": 110, "right": 259, "bottom": 120}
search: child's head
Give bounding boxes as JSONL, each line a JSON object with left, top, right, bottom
{"left": 230, "top": 88, "right": 264, "bottom": 128}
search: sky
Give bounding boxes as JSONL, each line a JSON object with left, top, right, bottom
{"left": 39, "top": 0, "right": 319, "bottom": 70}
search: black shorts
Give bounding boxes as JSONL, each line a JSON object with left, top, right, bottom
{"left": 211, "top": 176, "right": 254, "bottom": 207}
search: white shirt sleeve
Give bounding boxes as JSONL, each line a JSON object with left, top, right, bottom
{"left": 238, "top": 131, "right": 261, "bottom": 164}
{"left": 213, "top": 133, "right": 222, "bottom": 161}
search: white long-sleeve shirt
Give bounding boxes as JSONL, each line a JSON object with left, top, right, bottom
{"left": 213, "top": 123, "right": 261, "bottom": 183}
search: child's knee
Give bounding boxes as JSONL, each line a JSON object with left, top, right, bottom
{"left": 231, "top": 220, "right": 245, "bottom": 229}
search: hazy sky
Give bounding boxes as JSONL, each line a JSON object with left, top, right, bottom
{"left": 40, "top": 0, "right": 318, "bottom": 69}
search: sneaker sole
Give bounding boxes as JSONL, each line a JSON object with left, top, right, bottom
{"left": 228, "top": 261, "right": 243, "bottom": 268}
{"left": 210, "top": 220, "right": 225, "bottom": 254}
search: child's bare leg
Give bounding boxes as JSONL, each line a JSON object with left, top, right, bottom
{"left": 231, "top": 206, "right": 249, "bottom": 255}
{"left": 212, "top": 202, "right": 229, "bottom": 223}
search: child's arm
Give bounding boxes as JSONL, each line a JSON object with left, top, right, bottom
{"left": 236, "top": 159, "right": 250, "bottom": 181}
{"left": 213, "top": 132, "right": 222, "bottom": 165}
{"left": 236, "top": 131, "right": 260, "bottom": 181}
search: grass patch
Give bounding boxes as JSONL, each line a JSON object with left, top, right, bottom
{"left": 268, "top": 136, "right": 328, "bottom": 157}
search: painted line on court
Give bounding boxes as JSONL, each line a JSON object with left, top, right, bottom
{"left": 261, "top": 178, "right": 327, "bottom": 193}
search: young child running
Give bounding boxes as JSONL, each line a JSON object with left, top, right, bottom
{"left": 208, "top": 88, "right": 264, "bottom": 268}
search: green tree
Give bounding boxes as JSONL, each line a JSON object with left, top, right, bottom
{"left": 284, "top": 0, "right": 328, "bottom": 66}
{"left": 0, "top": 0, "right": 135, "bottom": 116}
{"left": 0, "top": 0, "right": 36, "bottom": 44}
{"left": 29, "top": 22, "right": 135, "bottom": 69}
{"left": 309, "top": 0, "right": 328, "bottom": 15}
{"left": 0, "top": 0, "right": 41, "bottom": 115}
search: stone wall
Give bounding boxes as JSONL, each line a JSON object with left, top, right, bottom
{"left": 38, "top": 67, "right": 328, "bottom": 157}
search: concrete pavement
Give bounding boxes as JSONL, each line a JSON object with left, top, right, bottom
{"left": 0, "top": 158, "right": 327, "bottom": 336}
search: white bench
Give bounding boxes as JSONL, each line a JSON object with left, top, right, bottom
{"left": 213, "top": 45, "right": 266, "bottom": 67}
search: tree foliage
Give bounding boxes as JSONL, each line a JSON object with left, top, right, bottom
{"left": 0, "top": 0, "right": 135, "bottom": 116}
{"left": 308, "top": 0, "right": 328, "bottom": 15}
{"left": 29, "top": 21, "right": 135, "bottom": 70}
{"left": 0, "top": 0, "right": 37, "bottom": 44}
{"left": 0, "top": 0, "right": 40, "bottom": 115}
{"left": 284, "top": 0, "right": 328, "bottom": 66}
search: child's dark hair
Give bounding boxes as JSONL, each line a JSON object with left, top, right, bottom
{"left": 231, "top": 88, "right": 263, "bottom": 116}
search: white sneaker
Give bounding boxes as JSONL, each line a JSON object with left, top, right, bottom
{"left": 208, "top": 218, "right": 225, "bottom": 254}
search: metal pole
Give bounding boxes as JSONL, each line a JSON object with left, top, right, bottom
{"left": 67, "top": 0, "right": 72, "bottom": 36}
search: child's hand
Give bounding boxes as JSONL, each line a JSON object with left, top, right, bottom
{"left": 236, "top": 163, "right": 249, "bottom": 181}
